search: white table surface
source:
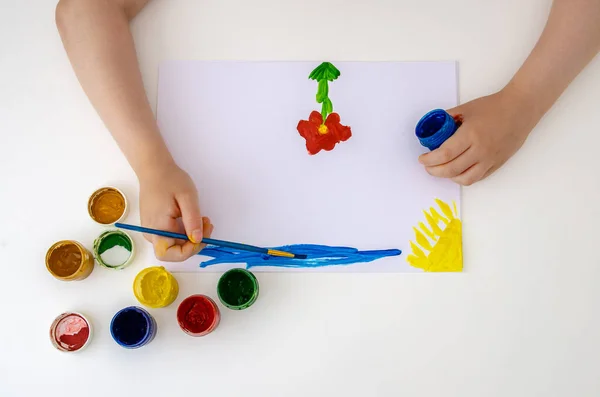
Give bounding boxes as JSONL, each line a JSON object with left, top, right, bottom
{"left": 1, "top": 1, "right": 599, "bottom": 396}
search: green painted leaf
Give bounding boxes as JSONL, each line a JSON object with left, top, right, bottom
{"left": 322, "top": 97, "right": 333, "bottom": 114}
{"left": 308, "top": 62, "right": 341, "bottom": 82}
{"left": 321, "top": 97, "right": 333, "bottom": 122}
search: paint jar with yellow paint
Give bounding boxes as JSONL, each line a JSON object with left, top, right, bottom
{"left": 133, "top": 266, "right": 179, "bottom": 308}
{"left": 87, "top": 186, "right": 128, "bottom": 225}
{"left": 45, "top": 240, "right": 95, "bottom": 281}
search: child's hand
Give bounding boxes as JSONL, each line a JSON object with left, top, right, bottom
{"left": 138, "top": 162, "right": 214, "bottom": 261}
{"left": 418, "top": 88, "right": 537, "bottom": 186}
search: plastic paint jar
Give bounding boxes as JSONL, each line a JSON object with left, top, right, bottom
{"left": 133, "top": 266, "right": 179, "bottom": 308}
{"left": 87, "top": 186, "right": 128, "bottom": 225}
{"left": 50, "top": 312, "right": 92, "bottom": 352}
{"left": 415, "top": 109, "right": 460, "bottom": 151}
{"left": 93, "top": 229, "right": 135, "bottom": 270}
{"left": 217, "top": 268, "right": 259, "bottom": 310}
{"left": 177, "top": 294, "right": 220, "bottom": 337}
{"left": 45, "top": 240, "right": 95, "bottom": 281}
{"left": 110, "top": 306, "right": 157, "bottom": 349}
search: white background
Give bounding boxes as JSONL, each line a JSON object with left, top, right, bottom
{"left": 1, "top": 0, "right": 599, "bottom": 396}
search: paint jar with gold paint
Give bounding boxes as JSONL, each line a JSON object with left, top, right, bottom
{"left": 87, "top": 186, "right": 128, "bottom": 225}
{"left": 46, "top": 240, "right": 95, "bottom": 281}
{"left": 133, "top": 266, "right": 179, "bottom": 308}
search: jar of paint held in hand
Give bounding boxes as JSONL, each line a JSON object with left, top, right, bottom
{"left": 415, "top": 108, "right": 462, "bottom": 151}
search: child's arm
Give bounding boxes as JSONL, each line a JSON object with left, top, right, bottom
{"left": 56, "top": 0, "right": 213, "bottom": 261}
{"left": 420, "top": 0, "right": 600, "bottom": 186}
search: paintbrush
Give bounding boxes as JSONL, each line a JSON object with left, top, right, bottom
{"left": 114, "top": 222, "right": 307, "bottom": 259}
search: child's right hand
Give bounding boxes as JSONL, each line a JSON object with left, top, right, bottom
{"left": 138, "top": 162, "right": 214, "bottom": 262}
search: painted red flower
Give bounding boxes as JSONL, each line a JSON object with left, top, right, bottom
{"left": 297, "top": 111, "right": 352, "bottom": 155}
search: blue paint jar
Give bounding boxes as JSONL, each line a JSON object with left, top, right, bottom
{"left": 415, "top": 109, "right": 459, "bottom": 150}
{"left": 110, "top": 306, "right": 157, "bottom": 349}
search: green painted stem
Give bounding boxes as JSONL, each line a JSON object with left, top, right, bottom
{"left": 316, "top": 81, "right": 333, "bottom": 123}
{"left": 316, "top": 79, "right": 328, "bottom": 103}
{"left": 309, "top": 62, "right": 341, "bottom": 124}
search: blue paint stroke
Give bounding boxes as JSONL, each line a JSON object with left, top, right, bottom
{"left": 198, "top": 244, "right": 402, "bottom": 269}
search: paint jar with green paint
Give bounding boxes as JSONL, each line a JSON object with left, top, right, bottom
{"left": 217, "top": 268, "right": 259, "bottom": 310}
{"left": 93, "top": 230, "right": 135, "bottom": 270}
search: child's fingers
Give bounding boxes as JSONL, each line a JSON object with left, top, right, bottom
{"left": 197, "top": 217, "right": 214, "bottom": 253}
{"left": 176, "top": 191, "right": 204, "bottom": 243}
{"left": 189, "top": 217, "right": 214, "bottom": 256}
{"left": 451, "top": 163, "right": 490, "bottom": 186}
{"left": 203, "top": 217, "right": 214, "bottom": 239}
{"left": 425, "top": 147, "right": 477, "bottom": 178}
{"left": 155, "top": 240, "right": 199, "bottom": 262}
{"left": 154, "top": 217, "right": 214, "bottom": 262}
{"left": 419, "top": 127, "right": 471, "bottom": 167}
{"left": 147, "top": 216, "right": 187, "bottom": 260}
{"left": 153, "top": 236, "right": 175, "bottom": 259}
{"left": 482, "top": 164, "right": 497, "bottom": 180}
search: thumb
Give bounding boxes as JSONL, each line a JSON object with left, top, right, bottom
{"left": 177, "top": 192, "right": 204, "bottom": 244}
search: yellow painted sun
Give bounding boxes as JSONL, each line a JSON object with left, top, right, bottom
{"left": 407, "top": 198, "right": 462, "bottom": 272}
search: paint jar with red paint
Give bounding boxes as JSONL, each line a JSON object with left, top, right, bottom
{"left": 177, "top": 294, "right": 220, "bottom": 337}
{"left": 50, "top": 312, "right": 92, "bottom": 353}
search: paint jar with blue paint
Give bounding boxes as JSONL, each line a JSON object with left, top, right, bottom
{"left": 415, "top": 109, "right": 461, "bottom": 150}
{"left": 110, "top": 306, "right": 157, "bottom": 349}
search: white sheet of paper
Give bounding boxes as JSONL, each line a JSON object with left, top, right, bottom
{"left": 156, "top": 61, "right": 460, "bottom": 272}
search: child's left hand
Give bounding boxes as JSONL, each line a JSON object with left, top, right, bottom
{"left": 418, "top": 88, "right": 538, "bottom": 186}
